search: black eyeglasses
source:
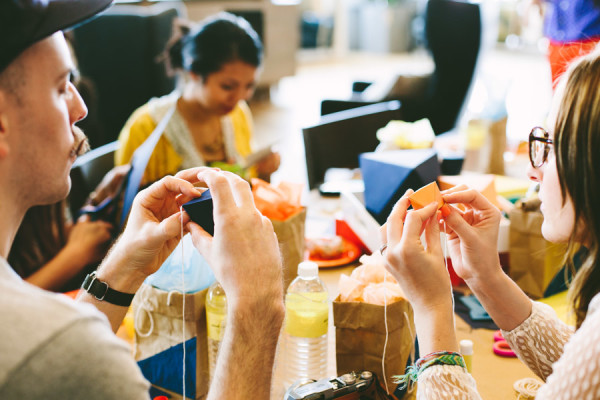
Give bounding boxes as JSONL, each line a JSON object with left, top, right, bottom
{"left": 529, "top": 126, "right": 554, "bottom": 168}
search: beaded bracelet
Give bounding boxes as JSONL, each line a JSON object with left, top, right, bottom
{"left": 393, "top": 351, "right": 466, "bottom": 389}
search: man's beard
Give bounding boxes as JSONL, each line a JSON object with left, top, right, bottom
{"left": 70, "top": 125, "right": 90, "bottom": 158}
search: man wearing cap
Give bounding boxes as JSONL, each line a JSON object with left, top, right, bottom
{"left": 0, "top": 1, "right": 284, "bottom": 399}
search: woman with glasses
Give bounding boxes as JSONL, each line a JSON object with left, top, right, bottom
{"left": 381, "top": 46, "right": 600, "bottom": 397}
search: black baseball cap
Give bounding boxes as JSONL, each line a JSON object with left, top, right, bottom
{"left": 0, "top": 0, "right": 113, "bottom": 72}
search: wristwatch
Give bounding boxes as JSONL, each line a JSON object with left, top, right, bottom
{"left": 81, "top": 271, "right": 135, "bottom": 307}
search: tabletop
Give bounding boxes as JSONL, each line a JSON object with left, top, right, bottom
{"left": 271, "top": 262, "right": 539, "bottom": 400}
{"left": 268, "top": 190, "right": 540, "bottom": 400}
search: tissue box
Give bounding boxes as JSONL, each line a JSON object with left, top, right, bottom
{"left": 359, "top": 149, "right": 440, "bottom": 224}
{"left": 340, "top": 191, "right": 382, "bottom": 253}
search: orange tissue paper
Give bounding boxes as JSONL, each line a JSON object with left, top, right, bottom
{"left": 338, "top": 253, "right": 405, "bottom": 305}
{"left": 251, "top": 178, "right": 303, "bottom": 221}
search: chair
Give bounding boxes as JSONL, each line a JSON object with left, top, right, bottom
{"left": 68, "top": 141, "right": 120, "bottom": 218}
{"left": 320, "top": 0, "right": 481, "bottom": 135}
{"left": 303, "top": 100, "right": 402, "bottom": 190}
{"left": 71, "top": 3, "right": 185, "bottom": 148}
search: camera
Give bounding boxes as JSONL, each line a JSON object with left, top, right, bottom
{"left": 284, "top": 371, "right": 376, "bottom": 400}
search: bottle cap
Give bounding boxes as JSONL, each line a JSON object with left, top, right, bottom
{"left": 298, "top": 261, "right": 319, "bottom": 278}
{"left": 460, "top": 339, "right": 473, "bottom": 355}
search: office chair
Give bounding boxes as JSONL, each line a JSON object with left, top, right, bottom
{"left": 71, "top": 3, "right": 184, "bottom": 148}
{"left": 320, "top": 0, "right": 482, "bottom": 135}
{"left": 303, "top": 100, "right": 402, "bottom": 190}
{"left": 68, "top": 141, "right": 120, "bottom": 218}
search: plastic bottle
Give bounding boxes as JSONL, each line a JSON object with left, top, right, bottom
{"left": 460, "top": 339, "right": 473, "bottom": 373}
{"left": 284, "top": 261, "right": 329, "bottom": 388}
{"left": 206, "top": 281, "right": 227, "bottom": 381}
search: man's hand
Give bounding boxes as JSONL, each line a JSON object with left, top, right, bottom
{"left": 182, "top": 168, "right": 284, "bottom": 400}
{"left": 96, "top": 173, "right": 203, "bottom": 293}
{"left": 186, "top": 168, "right": 284, "bottom": 307}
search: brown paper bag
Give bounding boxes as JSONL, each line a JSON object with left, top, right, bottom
{"left": 133, "top": 283, "right": 209, "bottom": 399}
{"left": 509, "top": 199, "right": 567, "bottom": 299}
{"left": 333, "top": 295, "right": 415, "bottom": 395}
{"left": 271, "top": 208, "right": 306, "bottom": 291}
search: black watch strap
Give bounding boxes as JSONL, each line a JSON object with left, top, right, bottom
{"left": 81, "top": 272, "right": 135, "bottom": 307}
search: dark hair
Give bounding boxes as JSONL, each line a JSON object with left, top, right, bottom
{"left": 165, "top": 12, "right": 262, "bottom": 79}
{"left": 0, "top": 56, "right": 26, "bottom": 105}
{"left": 8, "top": 202, "right": 68, "bottom": 280}
{"left": 554, "top": 46, "right": 600, "bottom": 328}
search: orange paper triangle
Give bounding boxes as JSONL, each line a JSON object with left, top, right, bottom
{"left": 409, "top": 182, "right": 450, "bottom": 217}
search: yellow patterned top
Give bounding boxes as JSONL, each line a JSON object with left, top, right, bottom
{"left": 116, "top": 91, "right": 255, "bottom": 185}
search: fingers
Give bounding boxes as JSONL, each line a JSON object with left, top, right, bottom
{"left": 187, "top": 221, "right": 213, "bottom": 257}
{"left": 385, "top": 190, "right": 413, "bottom": 245}
{"left": 175, "top": 166, "right": 214, "bottom": 184}
{"left": 197, "top": 169, "right": 255, "bottom": 212}
{"left": 442, "top": 204, "right": 477, "bottom": 241}
{"left": 159, "top": 210, "right": 191, "bottom": 240}
{"left": 379, "top": 224, "right": 388, "bottom": 249}
{"left": 424, "top": 209, "right": 442, "bottom": 255}
{"left": 141, "top": 176, "right": 203, "bottom": 206}
{"left": 440, "top": 184, "right": 468, "bottom": 195}
{"left": 401, "top": 202, "right": 439, "bottom": 245}
{"left": 197, "top": 170, "right": 236, "bottom": 214}
{"left": 443, "top": 187, "right": 494, "bottom": 212}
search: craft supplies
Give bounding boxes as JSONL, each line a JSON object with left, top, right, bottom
{"left": 513, "top": 377, "right": 544, "bottom": 399}
{"left": 460, "top": 339, "right": 473, "bottom": 373}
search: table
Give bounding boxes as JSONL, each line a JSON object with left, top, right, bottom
{"left": 269, "top": 191, "right": 540, "bottom": 399}
{"left": 271, "top": 262, "right": 539, "bottom": 400}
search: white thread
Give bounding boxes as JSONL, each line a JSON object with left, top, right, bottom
{"left": 513, "top": 377, "right": 543, "bottom": 399}
{"left": 442, "top": 221, "right": 456, "bottom": 328}
{"left": 134, "top": 304, "right": 154, "bottom": 338}
{"left": 382, "top": 270, "right": 390, "bottom": 394}
{"left": 180, "top": 206, "right": 186, "bottom": 400}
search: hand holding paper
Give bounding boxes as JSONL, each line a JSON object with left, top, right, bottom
{"left": 408, "top": 182, "right": 450, "bottom": 217}
{"left": 441, "top": 186, "right": 504, "bottom": 283}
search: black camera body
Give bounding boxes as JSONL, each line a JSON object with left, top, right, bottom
{"left": 285, "top": 371, "right": 376, "bottom": 400}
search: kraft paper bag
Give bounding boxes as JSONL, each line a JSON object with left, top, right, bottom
{"left": 333, "top": 295, "right": 415, "bottom": 396}
{"left": 133, "top": 283, "right": 209, "bottom": 399}
{"left": 271, "top": 207, "right": 307, "bottom": 291}
{"left": 509, "top": 198, "right": 567, "bottom": 299}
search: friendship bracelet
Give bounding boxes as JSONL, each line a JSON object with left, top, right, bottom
{"left": 392, "top": 351, "right": 466, "bottom": 389}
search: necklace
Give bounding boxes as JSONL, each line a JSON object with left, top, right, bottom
{"left": 200, "top": 132, "right": 224, "bottom": 155}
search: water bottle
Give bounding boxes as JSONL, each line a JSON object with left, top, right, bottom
{"left": 206, "top": 281, "right": 227, "bottom": 381}
{"left": 284, "top": 261, "right": 329, "bottom": 388}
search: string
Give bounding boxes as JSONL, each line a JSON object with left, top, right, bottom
{"left": 442, "top": 221, "right": 456, "bottom": 329}
{"left": 180, "top": 206, "right": 186, "bottom": 400}
{"left": 382, "top": 270, "right": 390, "bottom": 394}
{"left": 513, "top": 377, "right": 543, "bottom": 399}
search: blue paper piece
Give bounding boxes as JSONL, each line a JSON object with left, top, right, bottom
{"left": 183, "top": 189, "right": 214, "bottom": 235}
{"left": 138, "top": 337, "right": 198, "bottom": 399}
{"left": 459, "top": 295, "right": 491, "bottom": 321}
{"left": 359, "top": 149, "right": 440, "bottom": 224}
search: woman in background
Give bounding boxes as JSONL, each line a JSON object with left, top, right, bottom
{"left": 116, "top": 12, "right": 280, "bottom": 184}
{"left": 8, "top": 202, "right": 112, "bottom": 292}
{"left": 382, "top": 46, "right": 600, "bottom": 397}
